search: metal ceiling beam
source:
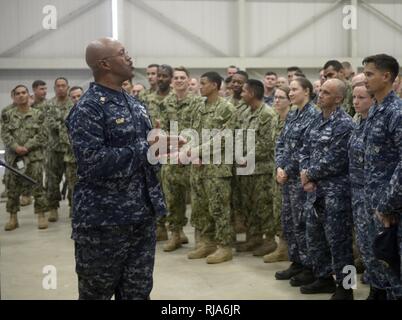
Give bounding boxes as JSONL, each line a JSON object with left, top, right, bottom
{"left": 360, "top": 0, "right": 402, "bottom": 35}
{"left": 0, "top": 0, "right": 108, "bottom": 57}
{"left": 3, "top": 56, "right": 400, "bottom": 70}
{"left": 255, "top": 0, "right": 345, "bottom": 57}
{"left": 127, "top": 0, "right": 228, "bottom": 57}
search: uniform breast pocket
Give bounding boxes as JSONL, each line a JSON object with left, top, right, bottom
{"left": 26, "top": 123, "right": 40, "bottom": 132}
{"left": 192, "top": 114, "right": 201, "bottom": 129}
{"left": 315, "top": 134, "right": 332, "bottom": 152}
{"left": 108, "top": 122, "right": 135, "bottom": 147}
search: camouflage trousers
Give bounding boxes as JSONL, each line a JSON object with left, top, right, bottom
{"left": 356, "top": 187, "right": 402, "bottom": 299}
{"left": 272, "top": 179, "right": 283, "bottom": 236}
{"left": 231, "top": 174, "right": 246, "bottom": 233}
{"left": 190, "top": 175, "right": 233, "bottom": 246}
{"left": 6, "top": 160, "right": 47, "bottom": 214}
{"left": 281, "top": 178, "right": 311, "bottom": 267}
{"left": 237, "top": 174, "right": 275, "bottom": 239}
{"left": 74, "top": 216, "right": 156, "bottom": 300}
{"left": 156, "top": 170, "right": 166, "bottom": 228}
{"left": 65, "top": 161, "right": 78, "bottom": 208}
{"left": 46, "top": 150, "right": 65, "bottom": 210}
{"left": 161, "top": 165, "right": 189, "bottom": 231}
{"left": 2, "top": 150, "right": 31, "bottom": 197}
{"left": 306, "top": 191, "right": 354, "bottom": 284}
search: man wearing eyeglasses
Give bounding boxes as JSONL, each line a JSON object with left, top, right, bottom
{"left": 66, "top": 38, "right": 181, "bottom": 300}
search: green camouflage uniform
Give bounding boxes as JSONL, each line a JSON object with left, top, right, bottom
{"left": 31, "top": 99, "right": 48, "bottom": 112}
{"left": 45, "top": 97, "right": 73, "bottom": 210}
{"left": 142, "top": 90, "right": 172, "bottom": 127}
{"left": 1, "top": 107, "right": 47, "bottom": 214}
{"left": 59, "top": 107, "right": 77, "bottom": 209}
{"left": 236, "top": 103, "right": 277, "bottom": 238}
{"left": 272, "top": 112, "right": 288, "bottom": 234}
{"left": 343, "top": 82, "right": 355, "bottom": 117}
{"left": 159, "top": 93, "right": 204, "bottom": 231}
{"left": 138, "top": 88, "right": 156, "bottom": 105}
{"left": 143, "top": 90, "right": 172, "bottom": 229}
{"left": 1, "top": 104, "right": 16, "bottom": 193}
{"left": 230, "top": 99, "right": 250, "bottom": 232}
{"left": 189, "top": 96, "right": 236, "bottom": 246}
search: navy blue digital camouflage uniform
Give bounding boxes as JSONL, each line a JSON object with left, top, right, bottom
{"left": 264, "top": 94, "right": 274, "bottom": 107}
{"left": 275, "top": 102, "right": 319, "bottom": 268}
{"left": 363, "top": 90, "right": 402, "bottom": 299}
{"left": 300, "top": 106, "right": 354, "bottom": 284}
{"left": 66, "top": 82, "right": 166, "bottom": 300}
{"left": 349, "top": 115, "right": 389, "bottom": 290}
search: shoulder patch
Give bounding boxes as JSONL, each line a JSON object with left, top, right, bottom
{"left": 1, "top": 112, "right": 9, "bottom": 123}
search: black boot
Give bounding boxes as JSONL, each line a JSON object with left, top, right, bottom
{"left": 290, "top": 268, "right": 315, "bottom": 287}
{"left": 300, "top": 276, "right": 336, "bottom": 294}
{"left": 366, "top": 286, "right": 387, "bottom": 300}
{"left": 330, "top": 285, "right": 354, "bottom": 300}
{"left": 275, "top": 262, "right": 304, "bottom": 280}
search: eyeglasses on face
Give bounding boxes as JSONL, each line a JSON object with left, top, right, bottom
{"left": 99, "top": 49, "right": 130, "bottom": 61}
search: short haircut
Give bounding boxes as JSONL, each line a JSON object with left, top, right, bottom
{"left": 32, "top": 80, "right": 46, "bottom": 89}
{"left": 287, "top": 66, "right": 302, "bottom": 73}
{"left": 228, "top": 65, "right": 238, "bottom": 70}
{"left": 235, "top": 70, "right": 249, "bottom": 80}
{"left": 362, "top": 54, "right": 400, "bottom": 83}
{"left": 334, "top": 79, "right": 347, "bottom": 100}
{"left": 276, "top": 85, "right": 291, "bottom": 100}
{"left": 245, "top": 79, "right": 264, "bottom": 100}
{"left": 342, "top": 61, "right": 352, "bottom": 69}
{"left": 201, "top": 71, "right": 223, "bottom": 90}
{"left": 159, "top": 64, "right": 173, "bottom": 77}
{"left": 174, "top": 66, "right": 190, "bottom": 78}
{"left": 54, "top": 77, "right": 69, "bottom": 85}
{"left": 292, "top": 77, "right": 314, "bottom": 100}
{"left": 69, "top": 86, "right": 83, "bottom": 94}
{"left": 147, "top": 64, "right": 159, "bottom": 69}
{"left": 265, "top": 71, "right": 278, "bottom": 78}
{"left": 294, "top": 71, "right": 306, "bottom": 78}
{"left": 13, "top": 84, "right": 29, "bottom": 95}
{"left": 224, "top": 76, "right": 232, "bottom": 84}
{"left": 323, "top": 60, "right": 344, "bottom": 72}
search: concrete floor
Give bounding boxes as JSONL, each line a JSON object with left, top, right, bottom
{"left": 0, "top": 194, "right": 369, "bottom": 300}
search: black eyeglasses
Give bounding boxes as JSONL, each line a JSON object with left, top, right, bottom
{"left": 99, "top": 49, "right": 129, "bottom": 61}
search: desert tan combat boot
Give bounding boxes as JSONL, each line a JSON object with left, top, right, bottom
{"left": 188, "top": 239, "right": 216, "bottom": 259}
{"left": 4, "top": 213, "right": 19, "bottom": 231}
{"left": 236, "top": 234, "right": 263, "bottom": 252}
{"left": 20, "top": 195, "right": 32, "bottom": 206}
{"left": 37, "top": 212, "right": 48, "bottom": 229}
{"left": 48, "top": 208, "right": 59, "bottom": 222}
{"left": 156, "top": 224, "right": 168, "bottom": 241}
{"left": 206, "top": 245, "right": 233, "bottom": 264}
{"left": 263, "top": 236, "right": 289, "bottom": 263}
{"left": 163, "top": 231, "right": 182, "bottom": 252}
{"left": 180, "top": 228, "right": 189, "bottom": 244}
{"left": 253, "top": 237, "right": 278, "bottom": 256}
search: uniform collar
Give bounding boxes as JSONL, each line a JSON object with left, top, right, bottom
{"left": 293, "top": 101, "right": 313, "bottom": 118}
{"left": 370, "top": 90, "right": 398, "bottom": 116}
{"left": 320, "top": 106, "right": 343, "bottom": 126}
{"left": 91, "top": 82, "right": 129, "bottom": 107}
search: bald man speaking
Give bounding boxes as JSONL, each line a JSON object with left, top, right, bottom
{"left": 66, "top": 38, "right": 170, "bottom": 300}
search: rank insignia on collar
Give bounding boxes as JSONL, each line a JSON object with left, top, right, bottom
{"left": 116, "top": 118, "right": 125, "bottom": 124}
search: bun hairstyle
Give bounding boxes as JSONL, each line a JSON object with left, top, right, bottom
{"left": 291, "top": 77, "right": 314, "bottom": 101}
